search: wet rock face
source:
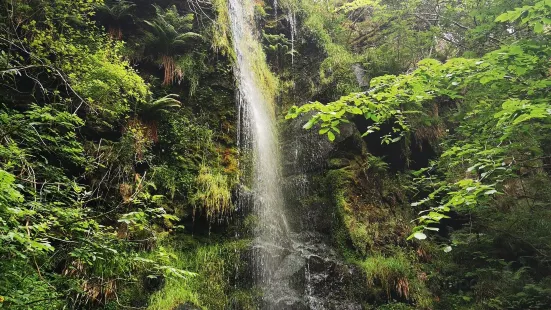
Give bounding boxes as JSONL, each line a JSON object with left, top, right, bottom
{"left": 274, "top": 254, "right": 307, "bottom": 288}
{"left": 282, "top": 114, "right": 359, "bottom": 175}
{"left": 282, "top": 174, "right": 333, "bottom": 234}
{"left": 281, "top": 115, "right": 364, "bottom": 234}
{"left": 260, "top": 231, "right": 368, "bottom": 310}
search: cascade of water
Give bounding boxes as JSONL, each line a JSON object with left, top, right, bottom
{"left": 228, "top": 2, "right": 371, "bottom": 309}
{"left": 228, "top": 0, "right": 289, "bottom": 297}
{"left": 287, "top": 11, "right": 297, "bottom": 65}
{"left": 352, "top": 63, "right": 368, "bottom": 87}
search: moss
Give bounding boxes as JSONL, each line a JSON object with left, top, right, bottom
{"left": 210, "top": 0, "right": 235, "bottom": 59}
{"left": 254, "top": 2, "right": 267, "bottom": 18}
{"left": 319, "top": 154, "right": 434, "bottom": 308}
{"left": 374, "top": 302, "right": 416, "bottom": 310}
{"left": 191, "top": 164, "right": 233, "bottom": 223}
{"left": 175, "top": 53, "right": 206, "bottom": 96}
{"left": 229, "top": 289, "right": 262, "bottom": 309}
{"left": 358, "top": 250, "right": 432, "bottom": 309}
{"left": 326, "top": 168, "right": 353, "bottom": 251}
{"left": 298, "top": 0, "right": 361, "bottom": 95}
{"left": 242, "top": 214, "right": 259, "bottom": 236}
{"left": 326, "top": 155, "right": 414, "bottom": 258}
{"left": 328, "top": 157, "right": 350, "bottom": 169}
{"left": 327, "top": 166, "right": 378, "bottom": 256}
{"left": 210, "top": 0, "right": 278, "bottom": 108}
{"left": 147, "top": 238, "right": 252, "bottom": 310}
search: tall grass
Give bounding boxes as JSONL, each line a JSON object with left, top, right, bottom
{"left": 147, "top": 239, "right": 252, "bottom": 309}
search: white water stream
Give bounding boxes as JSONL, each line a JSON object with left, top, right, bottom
{"left": 228, "top": 0, "right": 290, "bottom": 297}
{"left": 228, "top": 2, "right": 365, "bottom": 309}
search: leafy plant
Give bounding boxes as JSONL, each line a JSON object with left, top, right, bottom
{"left": 95, "top": 0, "right": 137, "bottom": 39}
{"left": 142, "top": 5, "right": 203, "bottom": 85}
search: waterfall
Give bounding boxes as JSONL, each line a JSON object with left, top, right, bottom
{"left": 287, "top": 11, "right": 297, "bottom": 65}
{"left": 228, "top": 2, "right": 367, "bottom": 309}
{"left": 352, "top": 63, "right": 368, "bottom": 87}
{"left": 228, "top": 0, "right": 289, "bottom": 301}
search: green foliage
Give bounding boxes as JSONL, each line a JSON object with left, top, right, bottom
{"left": 286, "top": 89, "right": 410, "bottom": 143}
{"left": 291, "top": 27, "right": 551, "bottom": 239}
{"left": 300, "top": 0, "right": 361, "bottom": 95}
{"left": 496, "top": 0, "right": 551, "bottom": 33}
{"left": 147, "top": 238, "right": 254, "bottom": 310}
{"left": 210, "top": 0, "right": 235, "bottom": 58}
{"left": 0, "top": 105, "right": 86, "bottom": 262}
{"left": 407, "top": 41, "right": 551, "bottom": 238}
{"left": 142, "top": 5, "right": 204, "bottom": 86}
{"left": 0, "top": 169, "right": 50, "bottom": 257}
{"left": 359, "top": 250, "right": 432, "bottom": 308}
{"left": 0, "top": 0, "right": 227, "bottom": 307}
{"left": 286, "top": 1, "right": 551, "bottom": 309}
{"left": 4, "top": 0, "right": 551, "bottom": 308}
{"left": 137, "top": 94, "right": 182, "bottom": 119}
{"left": 191, "top": 165, "right": 234, "bottom": 223}
{"left": 263, "top": 32, "right": 296, "bottom": 58}
{"left": 95, "top": 0, "right": 136, "bottom": 38}
{"left": 430, "top": 192, "right": 551, "bottom": 309}
{"left": 0, "top": 101, "right": 192, "bottom": 305}
{"left": 69, "top": 43, "right": 149, "bottom": 124}
{"left": 148, "top": 278, "right": 201, "bottom": 310}
{"left": 337, "top": 0, "right": 383, "bottom": 14}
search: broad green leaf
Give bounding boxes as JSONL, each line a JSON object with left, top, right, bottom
{"left": 534, "top": 21, "right": 544, "bottom": 33}
{"left": 327, "top": 131, "right": 336, "bottom": 142}
{"left": 413, "top": 232, "right": 427, "bottom": 240}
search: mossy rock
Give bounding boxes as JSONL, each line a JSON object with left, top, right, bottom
{"left": 326, "top": 161, "right": 413, "bottom": 257}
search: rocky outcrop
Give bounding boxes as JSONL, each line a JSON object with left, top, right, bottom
{"left": 257, "top": 230, "right": 368, "bottom": 309}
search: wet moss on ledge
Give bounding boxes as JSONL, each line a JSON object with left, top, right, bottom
{"left": 147, "top": 237, "right": 257, "bottom": 310}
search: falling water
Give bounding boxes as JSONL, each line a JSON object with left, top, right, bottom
{"left": 287, "top": 11, "right": 297, "bottom": 65}
{"left": 228, "top": 0, "right": 290, "bottom": 301}
{"left": 352, "top": 63, "right": 368, "bottom": 87}
{"left": 229, "top": 1, "right": 368, "bottom": 308}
